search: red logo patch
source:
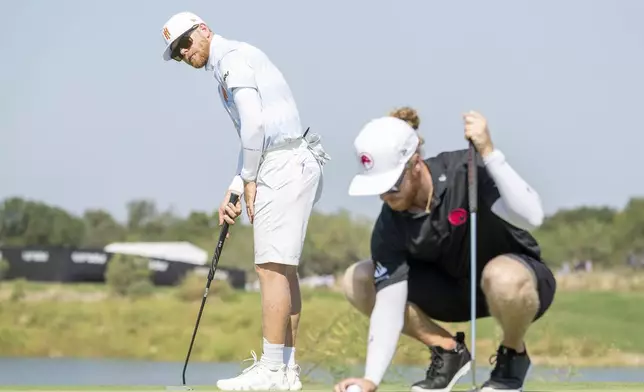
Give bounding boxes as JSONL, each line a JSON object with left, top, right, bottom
{"left": 448, "top": 208, "right": 468, "bottom": 226}
{"left": 359, "top": 153, "right": 374, "bottom": 170}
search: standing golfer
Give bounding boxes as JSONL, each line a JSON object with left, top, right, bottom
{"left": 160, "top": 11, "right": 329, "bottom": 391}
{"left": 334, "top": 108, "right": 556, "bottom": 392}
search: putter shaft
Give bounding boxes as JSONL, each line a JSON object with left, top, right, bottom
{"left": 181, "top": 193, "right": 239, "bottom": 386}
{"left": 467, "top": 142, "right": 478, "bottom": 390}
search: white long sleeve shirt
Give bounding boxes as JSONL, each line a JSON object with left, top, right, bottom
{"left": 205, "top": 35, "right": 305, "bottom": 194}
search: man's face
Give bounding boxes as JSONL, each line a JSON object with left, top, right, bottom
{"left": 170, "top": 24, "right": 211, "bottom": 68}
{"left": 380, "top": 157, "right": 421, "bottom": 211}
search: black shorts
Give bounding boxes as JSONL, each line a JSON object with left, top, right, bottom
{"left": 407, "top": 253, "right": 557, "bottom": 323}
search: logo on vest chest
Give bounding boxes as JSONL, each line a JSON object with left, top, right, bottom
{"left": 448, "top": 208, "right": 468, "bottom": 226}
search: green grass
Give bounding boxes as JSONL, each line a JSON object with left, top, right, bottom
{"left": 0, "top": 281, "right": 643, "bottom": 368}
{"left": 1, "top": 383, "right": 644, "bottom": 391}
{"left": 529, "top": 291, "right": 644, "bottom": 353}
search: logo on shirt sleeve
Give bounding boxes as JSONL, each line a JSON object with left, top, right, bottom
{"left": 374, "top": 261, "right": 389, "bottom": 283}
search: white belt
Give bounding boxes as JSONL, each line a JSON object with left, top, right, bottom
{"left": 262, "top": 128, "right": 331, "bottom": 167}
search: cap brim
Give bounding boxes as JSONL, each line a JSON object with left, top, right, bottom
{"left": 162, "top": 41, "right": 175, "bottom": 61}
{"left": 348, "top": 163, "right": 405, "bottom": 196}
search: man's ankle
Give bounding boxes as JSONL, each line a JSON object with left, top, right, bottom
{"left": 436, "top": 336, "right": 457, "bottom": 351}
{"left": 261, "top": 337, "right": 285, "bottom": 369}
{"left": 500, "top": 340, "right": 526, "bottom": 354}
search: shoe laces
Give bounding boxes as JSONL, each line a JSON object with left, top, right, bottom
{"left": 289, "top": 364, "right": 301, "bottom": 375}
{"left": 425, "top": 347, "right": 444, "bottom": 378}
{"left": 239, "top": 350, "right": 261, "bottom": 374}
{"left": 488, "top": 348, "right": 512, "bottom": 378}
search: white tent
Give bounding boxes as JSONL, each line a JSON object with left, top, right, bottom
{"left": 103, "top": 241, "right": 209, "bottom": 265}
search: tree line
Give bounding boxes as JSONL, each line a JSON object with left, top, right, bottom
{"left": 1, "top": 196, "right": 643, "bottom": 275}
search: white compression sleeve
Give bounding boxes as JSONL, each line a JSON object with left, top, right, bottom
{"left": 227, "top": 150, "right": 244, "bottom": 194}
{"left": 232, "top": 87, "right": 264, "bottom": 183}
{"left": 364, "top": 280, "right": 408, "bottom": 386}
{"left": 484, "top": 149, "right": 545, "bottom": 231}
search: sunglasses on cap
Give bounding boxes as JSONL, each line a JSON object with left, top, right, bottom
{"left": 170, "top": 24, "right": 200, "bottom": 62}
{"left": 383, "top": 159, "right": 414, "bottom": 195}
{"left": 383, "top": 155, "right": 414, "bottom": 195}
{"left": 383, "top": 172, "right": 405, "bottom": 195}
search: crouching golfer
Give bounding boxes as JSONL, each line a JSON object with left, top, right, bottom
{"left": 334, "top": 108, "right": 556, "bottom": 392}
{"left": 160, "top": 11, "right": 330, "bottom": 391}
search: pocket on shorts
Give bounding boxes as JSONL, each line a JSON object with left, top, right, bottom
{"left": 257, "top": 154, "right": 296, "bottom": 190}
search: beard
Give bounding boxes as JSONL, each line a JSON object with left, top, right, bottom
{"left": 186, "top": 41, "right": 210, "bottom": 69}
{"left": 189, "top": 53, "right": 208, "bottom": 68}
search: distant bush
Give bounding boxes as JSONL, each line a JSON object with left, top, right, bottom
{"left": 125, "top": 279, "right": 155, "bottom": 298}
{"left": 104, "top": 254, "right": 154, "bottom": 298}
{"left": 175, "top": 271, "right": 204, "bottom": 302}
{"left": 0, "top": 258, "right": 9, "bottom": 281}
{"left": 10, "top": 278, "right": 27, "bottom": 302}
{"left": 175, "top": 270, "right": 237, "bottom": 303}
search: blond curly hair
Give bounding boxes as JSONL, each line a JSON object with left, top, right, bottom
{"left": 389, "top": 106, "right": 425, "bottom": 152}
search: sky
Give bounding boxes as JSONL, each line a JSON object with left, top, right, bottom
{"left": 2, "top": 0, "right": 644, "bottom": 223}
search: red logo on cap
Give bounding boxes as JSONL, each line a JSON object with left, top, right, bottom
{"left": 359, "top": 153, "right": 374, "bottom": 170}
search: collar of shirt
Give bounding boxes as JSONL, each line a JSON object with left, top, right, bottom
{"left": 406, "top": 157, "right": 450, "bottom": 220}
{"left": 204, "top": 34, "right": 238, "bottom": 78}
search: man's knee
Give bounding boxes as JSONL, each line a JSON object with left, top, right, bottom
{"left": 342, "top": 259, "right": 376, "bottom": 315}
{"left": 481, "top": 255, "right": 537, "bottom": 302}
{"left": 342, "top": 259, "right": 375, "bottom": 293}
{"left": 255, "top": 262, "right": 296, "bottom": 277}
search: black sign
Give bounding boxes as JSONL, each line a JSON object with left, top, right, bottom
{"left": 0, "top": 246, "right": 246, "bottom": 289}
{"left": 0, "top": 246, "right": 68, "bottom": 282}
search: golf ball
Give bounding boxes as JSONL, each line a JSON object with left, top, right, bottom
{"left": 347, "top": 385, "right": 363, "bottom": 392}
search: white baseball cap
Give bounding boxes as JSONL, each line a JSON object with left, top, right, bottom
{"left": 161, "top": 11, "right": 206, "bottom": 61}
{"left": 348, "top": 116, "right": 420, "bottom": 196}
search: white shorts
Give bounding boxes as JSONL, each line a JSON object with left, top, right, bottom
{"left": 253, "top": 139, "right": 323, "bottom": 266}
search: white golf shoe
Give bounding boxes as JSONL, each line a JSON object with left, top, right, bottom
{"left": 286, "top": 364, "right": 302, "bottom": 390}
{"left": 216, "top": 351, "right": 290, "bottom": 391}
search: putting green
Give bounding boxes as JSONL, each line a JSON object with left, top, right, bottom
{"left": 1, "top": 383, "right": 643, "bottom": 392}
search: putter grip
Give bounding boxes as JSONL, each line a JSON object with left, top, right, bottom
{"left": 229, "top": 193, "right": 240, "bottom": 204}
{"left": 467, "top": 142, "right": 478, "bottom": 212}
{"left": 221, "top": 193, "right": 240, "bottom": 232}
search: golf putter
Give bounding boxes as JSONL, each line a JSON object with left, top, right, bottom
{"left": 467, "top": 141, "right": 479, "bottom": 392}
{"left": 166, "top": 193, "right": 240, "bottom": 392}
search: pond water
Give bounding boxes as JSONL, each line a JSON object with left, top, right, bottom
{"left": 0, "top": 357, "right": 643, "bottom": 387}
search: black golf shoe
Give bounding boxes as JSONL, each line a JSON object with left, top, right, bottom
{"left": 480, "top": 345, "right": 531, "bottom": 392}
{"left": 410, "top": 332, "right": 472, "bottom": 392}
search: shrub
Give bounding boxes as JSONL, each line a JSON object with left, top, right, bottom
{"left": 215, "top": 281, "right": 238, "bottom": 303}
{"left": 0, "top": 258, "right": 9, "bottom": 281}
{"left": 104, "top": 254, "right": 154, "bottom": 298}
{"left": 175, "top": 270, "right": 237, "bottom": 303}
{"left": 175, "top": 271, "right": 204, "bottom": 302}
{"left": 10, "top": 278, "right": 27, "bottom": 302}
{"left": 126, "top": 279, "right": 155, "bottom": 298}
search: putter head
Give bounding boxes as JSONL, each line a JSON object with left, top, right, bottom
{"left": 466, "top": 387, "right": 480, "bottom": 392}
{"left": 165, "top": 386, "right": 194, "bottom": 391}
